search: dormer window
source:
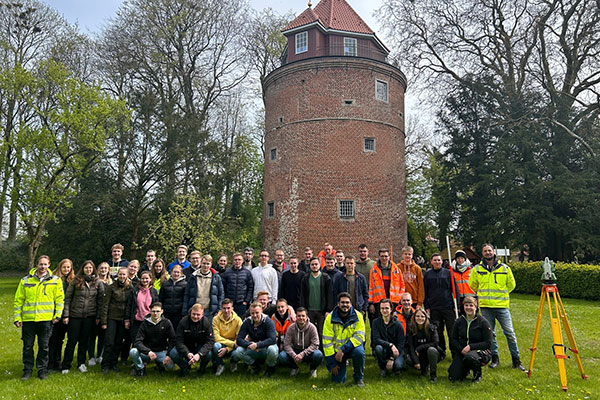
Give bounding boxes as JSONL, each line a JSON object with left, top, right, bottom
{"left": 296, "top": 31, "right": 308, "bottom": 54}
{"left": 344, "top": 37, "right": 357, "bottom": 56}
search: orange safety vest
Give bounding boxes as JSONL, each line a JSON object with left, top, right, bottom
{"left": 452, "top": 267, "right": 475, "bottom": 297}
{"left": 317, "top": 249, "right": 337, "bottom": 269}
{"left": 271, "top": 314, "right": 292, "bottom": 338}
{"left": 369, "top": 262, "right": 405, "bottom": 303}
{"left": 394, "top": 305, "right": 415, "bottom": 335}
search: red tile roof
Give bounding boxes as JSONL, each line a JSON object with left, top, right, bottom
{"left": 282, "top": 0, "right": 374, "bottom": 35}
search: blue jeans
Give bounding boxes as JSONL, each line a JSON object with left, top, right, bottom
{"left": 480, "top": 307, "right": 520, "bottom": 358}
{"left": 212, "top": 342, "right": 235, "bottom": 366}
{"left": 129, "top": 348, "right": 174, "bottom": 370}
{"left": 169, "top": 347, "right": 211, "bottom": 371}
{"left": 325, "top": 345, "right": 365, "bottom": 383}
{"left": 277, "top": 349, "right": 323, "bottom": 370}
{"left": 231, "top": 344, "right": 278, "bottom": 367}
{"left": 374, "top": 345, "right": 405, "bottom": 371}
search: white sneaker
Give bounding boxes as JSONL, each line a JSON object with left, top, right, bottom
{"left": 290, "top": 368, "right": 299, "bottom": 377}
{"left": 96, "top": 356, "right": 103, "bottom": 364}
{"left": 310, "top": 369, "right": 317, "bottom": 378}
{"left": 230, "top": 363, "right": 238, "bottom": 373}
{"left": 78, "top": 364, "right": 88, "bottom": 373}
{"left": 215, "top": 365, "right": 225, "bottom": 376}
{"left": 61, "top": 369, "right": 69, "bottom": 375}
{"left": 88, "top": 358, "right": 96, "bottom": 366}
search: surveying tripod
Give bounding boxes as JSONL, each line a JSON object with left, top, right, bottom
{"left": 527, "top": 283, "right": 588, "bottom": 391}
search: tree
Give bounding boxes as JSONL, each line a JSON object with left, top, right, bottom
{"left": 5, "top": 60, "right": 129, "bottom": 266}
{"left": 381, "top": 0, "right": 600, "bottom": 261}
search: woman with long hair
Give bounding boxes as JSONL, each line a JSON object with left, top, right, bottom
{"left": 158, "top": 264, "right": 187, "bottom": 329}
{"left": 407, "top": 309, "right": 442, "bottom": 383}
{"left": 48, "top": 259, "right": 75, "bottom": 371}
{"left": 125, "top": 270, "right": 159, "bottom": 343}
{"left": 88, "top": 262, "right": 112, "bottom": 367}
{"left": 61, "top": 260, "right": 104, "bottom": 373}
{"left": 100, "top": 267, "right": 132, "bottom": 374}
{"left": 151, "top": 258, "right": 169, "bottom": 292}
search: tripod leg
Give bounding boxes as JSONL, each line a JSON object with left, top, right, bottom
{"left": 555, "top": 291, "right": 588, "bottom": 380}
{"left": 548, "top": 291, "right": 568, "bottom": 391}
{"left": 527, "top": 288, "right": 546, "bottom": 377}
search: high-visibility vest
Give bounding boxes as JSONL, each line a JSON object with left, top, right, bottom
{"left": 14, "top": 272, "right": 64, "bottom": 323}
{"left": 368, "top": 262, "right": 405, "bottom": 303}
{"left": 468, "top": 263, "right": 515, "bottom": 308}
{"left": 452, "top": 268, "right": 475, "bottom": 297}
{"left": 318, "top": 250, "right": 337, "bottom": 269}
{"left": 322, "top": 307, "right": 365, "bottom": 357}
{"left": 271, "top": 314, "right": 292, "bottom": 338}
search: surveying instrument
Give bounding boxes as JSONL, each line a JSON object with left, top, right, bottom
{"left": 527, "top": 258, "right": 588, "bottom": 391}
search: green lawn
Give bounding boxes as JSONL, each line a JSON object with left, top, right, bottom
{"left": 0, "top": 277, "right": 598, "bottom": 400}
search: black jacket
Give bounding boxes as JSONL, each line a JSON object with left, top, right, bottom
{"left": 450, "top": 314, "right": 492, "bottom": 353}
{"left": 159, "top": 277, "right": 188, "bottom": 315}
{"left": 64, "top": 278, "right": 104, "bottom": 319}
{"left": 299, "top": 272, "right": 334, "bottom": 313}
{"left": 423, "top": 267, "right": 459, "bottom": 310}
{"left": 236, "top": 315, "right": 276, "bottom": 349}
{"left": 371, "top": 315, "right": 405, "bottom": 354}
{"left": 221, "top": 266, "right": 254, "bottom": 305}
{"left": 279, "top": 270, "right": 306, "bottom": 309}
{"left": 408, "top": 324, "right": 440, "bottom": 364}
{"left": 175, "top": 315, "right": 215, "bottom": 357}
{"left": 333, "top": 272, "right": 369, "bottom": 312}
{"left": 134, "top": 315, "right": 176, "bottom": 354}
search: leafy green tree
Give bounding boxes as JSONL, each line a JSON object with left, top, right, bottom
{"left": 4, "top": 60, "right": 129, "bottom": 266}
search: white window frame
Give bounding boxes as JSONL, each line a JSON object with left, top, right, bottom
{"left": 364, "top": 137, "right": 376, "bottom": 152}
{"left": 344, "top": 37, "right": 357, "bottom": 56}
{"left": 375, "top": 79, "right": 388, "bottom": 102}
{"left": 295, "top": 32, "right": 308, "bottom": 54}
{"left": 338, "top": 199, "right": 355, "bottom": 219}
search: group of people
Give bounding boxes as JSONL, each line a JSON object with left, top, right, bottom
{"left": 14, "top": 242, "right": 525, "bottom": 387}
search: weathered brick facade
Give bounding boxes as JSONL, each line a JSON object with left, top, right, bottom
{"left": 263, "top": 56, "right": 407, "bottom": 259}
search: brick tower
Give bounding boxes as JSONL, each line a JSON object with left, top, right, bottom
{"left": 263, "top": 0, "right": 407, "bottom": 258}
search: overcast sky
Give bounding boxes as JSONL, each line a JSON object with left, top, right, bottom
{"left": 43, "top": 0, "right": 386, "bottom": 38}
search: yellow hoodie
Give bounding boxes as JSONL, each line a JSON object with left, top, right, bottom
{"left": 212, "top": 310, "right": 243, "bottom": 351}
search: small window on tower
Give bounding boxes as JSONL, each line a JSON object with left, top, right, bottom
{"left": 338, "top": 200, "right": 355, "bottom": 219}
{"left": 296, "top": 32, "right": 308, "bottom": 54}
{"left": 364, "top": 137, "right": 376, "bottom": 152}
{"left": 375, "top": 79, "right": 388, "bottom": 102}
{"left": 344, "top": 37, "right": 357, "bottom": 56}
{"left": 270, "top": 148, "right": 277, "bottom": 161}
{"left": 267, "top": 201, "right": 275, "bottom": 218}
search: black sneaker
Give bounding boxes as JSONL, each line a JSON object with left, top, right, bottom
{"left": 136, "top": 368, "right": 145, "bottom": 377}
{"left": 102, "top": 367, "right": 109, "bottom": 375}
{"left": 21, "top": 371, "right": 32, "bottom": 381}
{"left": 250, "top": 364, "right": 261, "bottom": 375}
{"left": 472, "top": 370, "right": 482, "bottom": 383}
{"left": 38, "top": 371, "right": 48, "bottom": 380}
{"left": 489, "top": 355, "right": 500, "bottom": 369}
{"left": 111, "top": 366, "right": 120, "bottom": 373}
{"left": 512, "top": 357, "right": 526, "bottom": 371}
{"left": 430, "top": 375, "right": 437, "bottom": 384}
{"left": 263, "top": 366, "right": 275, "bottom": 378}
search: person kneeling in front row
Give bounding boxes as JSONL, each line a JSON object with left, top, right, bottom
{"left": 129, "top": 302, "right": 175, "bottom": 377}
{"left": 170, "top": 303, "right": 214, "bottom": 377}
{"left": 278, "top": 307, "right": 322, "bottom": 377}
{"left": 323, "top": 292, "right": 366, "bottom": 387}
{"left": 448, "top": 296, "right": 492, "bottom": 383}
{"left": 231, "top": 301, "right": 278, "bottom": 377}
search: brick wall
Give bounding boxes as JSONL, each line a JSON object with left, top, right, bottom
{"left": 263, "top": 57, "right": 407, "bottom": 259}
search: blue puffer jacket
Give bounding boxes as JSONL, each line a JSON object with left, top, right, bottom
{"left": 182, "top": 269, "right": 224, "bottom": 317}
{"left": 221, "top": 266, "right": 254, "bottom": 305}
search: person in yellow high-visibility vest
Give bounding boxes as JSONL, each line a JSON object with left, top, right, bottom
{"left": 322, "top": 292, "right": 366, "bottom": 387}
{"left": 13, "top": 255, "right": 64, "bottom": 381}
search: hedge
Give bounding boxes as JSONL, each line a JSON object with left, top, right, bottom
{"left": 509, "top": 261, "right": 600, "bottom": 301}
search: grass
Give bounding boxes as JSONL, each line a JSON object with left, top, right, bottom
{"left": 0, "top": 277, "right": 598, "bottom": 400}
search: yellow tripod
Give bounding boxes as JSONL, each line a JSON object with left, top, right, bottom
{"left": 527, "top": 284, "right": 588, "bottom": 391}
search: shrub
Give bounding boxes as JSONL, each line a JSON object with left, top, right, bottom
{"left": 510, "top": 261, "right": 600, "bottom": 300}
{"left": 0, "top": 240, "right": 29, "bottom": 272}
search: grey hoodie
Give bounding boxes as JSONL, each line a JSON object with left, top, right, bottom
{"left": 283, "top": 320, "right": 320, "bottom": 358}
